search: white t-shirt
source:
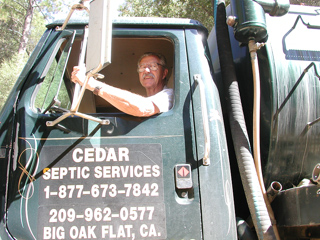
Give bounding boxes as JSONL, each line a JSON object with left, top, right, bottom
{"left": 148, "top": 86, "right": 174, "bottom": 113}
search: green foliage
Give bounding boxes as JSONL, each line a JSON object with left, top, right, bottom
{"left": 28, "top": 13, "right": 47, "bottom": 55}
{"left": 0, "top": 54, "right": 28, "bottom": 110}
{"left": 119, "top": 0, "right": 215, "bottom": 30}
{"left": 0, "top": 0, "right": 24, "bottom": 64}
{"left": 118, "top": 0, "right": 318, "bottom": 31}
{"left": 0, "top": 0, "right": 64, "bottom": 111}
{"left": 0, "top": 0, "right": 63, "bottom": 64}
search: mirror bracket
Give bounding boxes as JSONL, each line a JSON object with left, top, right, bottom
{"left": 46, "top": 0, "right": 113, "bottom": 128}
{"left": 56, "top": 1, "right": 90, "bottom": 31}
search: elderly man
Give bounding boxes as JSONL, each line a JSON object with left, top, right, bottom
{"left": 71, "top": 52, "right": 173, "bottom": 117}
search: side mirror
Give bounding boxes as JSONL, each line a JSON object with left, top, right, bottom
{"left": 86, "top": 0, "right": 112, "bottom": 74}
{"left": 47, "top": 0, "right": 113, "bottom": 127}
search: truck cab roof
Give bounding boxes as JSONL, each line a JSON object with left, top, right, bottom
{"left": 47, "top": 17, "right": 208, "bottom": 34}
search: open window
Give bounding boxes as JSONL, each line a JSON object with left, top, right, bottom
{"left": 91, "top": 37, "right": 174, "bottom": 113}
{"left": 34, "top": 36, "right": 175, "bottom": 115}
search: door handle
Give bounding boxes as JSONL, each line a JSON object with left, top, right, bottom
{"left": 194, "top": 74, "right": 210, "bottom": 166}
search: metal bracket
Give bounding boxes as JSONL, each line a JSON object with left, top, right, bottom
{"left": 56, "top": 1, "right": 90, "bottom": 31}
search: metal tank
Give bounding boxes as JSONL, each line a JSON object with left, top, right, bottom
{"left": 209, "top": 3, "right": 320, "bottom": 239}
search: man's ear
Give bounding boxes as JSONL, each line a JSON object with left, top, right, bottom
{"left": 162, "top": 68, "right": 169, "bottom": 80}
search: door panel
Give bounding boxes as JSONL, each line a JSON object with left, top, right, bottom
{"left": 6, "top": 28, "right": 203, "bottom": 240}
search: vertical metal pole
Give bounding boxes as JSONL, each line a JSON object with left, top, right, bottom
{"left": 70, "top": 26, "right": 89, "bottom": 112}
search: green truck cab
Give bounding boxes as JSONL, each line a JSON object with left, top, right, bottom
{"left": 1, "top": 0, "right": 320, "bottom": 239}
{"left": 0, "top": 8, "right": 236, "bottom": 240}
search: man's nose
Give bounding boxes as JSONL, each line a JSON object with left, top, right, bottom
{"left": 144, "top": 67, "right": 151, "bottom": 73}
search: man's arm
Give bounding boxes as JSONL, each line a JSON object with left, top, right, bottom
{"left": 71, "top": 66, "right": 160, "bottom": 117}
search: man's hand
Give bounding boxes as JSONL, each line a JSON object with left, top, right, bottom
{"left": 71, "top": 66, "right": 86, "bottom": 85}
{"left": 70, "top": 66, "right": 160, "bottom": 117}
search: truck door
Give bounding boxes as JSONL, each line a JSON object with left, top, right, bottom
{"left": 5, "top": 24, "right": 206, "bottom": 240}
{"left": 185, "top": 28, "right": 237, "bottom": 239}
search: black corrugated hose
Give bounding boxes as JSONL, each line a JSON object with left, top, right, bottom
{"left": 214, "top": 1, "right": 277, "bottom": 239}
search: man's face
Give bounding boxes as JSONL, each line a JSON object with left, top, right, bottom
{"left": 138, "top": 55, "right": 168, "bottom": 91}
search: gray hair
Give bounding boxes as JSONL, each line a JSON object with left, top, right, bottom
{"left": 137, "top": 52, "right": 168, "bottom": 69}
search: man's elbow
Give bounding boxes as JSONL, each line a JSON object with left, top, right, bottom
{"left": 133, "top": 103, "right": 160, "bottom": 117}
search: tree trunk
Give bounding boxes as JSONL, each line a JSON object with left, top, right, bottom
{"left": 18, "top": 0, "right": 34, "bottom": 55}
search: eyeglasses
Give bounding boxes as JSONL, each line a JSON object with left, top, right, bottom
{"left": 137, "top": 62, "right": 164, "bottom": 72}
